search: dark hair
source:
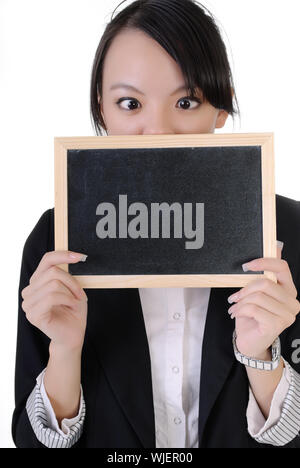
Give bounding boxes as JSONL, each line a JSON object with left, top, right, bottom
{"left": 90, "top": 0, "right": 240, "bottom": 135}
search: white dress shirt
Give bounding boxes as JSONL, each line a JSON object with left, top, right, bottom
{"left": 26, "top": 287, "right": 300, "bottom": 448}
{"left": 139, "top": 287, "right": 210, "bottom": 448}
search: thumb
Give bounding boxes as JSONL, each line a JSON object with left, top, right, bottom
{"left": 276, "top": 240, "right": 284, "bottom": 259}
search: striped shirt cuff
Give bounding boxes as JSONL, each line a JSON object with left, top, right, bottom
{"left": 249, "top": 360, "right": 300, "bottom": 446}
{"left": 26, "top": 368, "right": 86, "bottom": 448}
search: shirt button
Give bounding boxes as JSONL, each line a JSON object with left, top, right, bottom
{"left": 172, "top": 366, "right": 179, "bottom": 374}
{"left": 173, "top": 313, "right": 181, "bottom": 320}
{"left": 174, "top": 417, "right": 182, "bottom": 425}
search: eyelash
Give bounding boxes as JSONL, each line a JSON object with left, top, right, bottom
{"left": 115, "top": 96, "right": 202, "bottom": 111}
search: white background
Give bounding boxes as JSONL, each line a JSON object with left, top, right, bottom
{"left": 1, "top": 0, "right": 299, "bottom": 447}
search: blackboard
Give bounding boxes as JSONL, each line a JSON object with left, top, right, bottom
{"left": 54, "top": 133, "right": 276, "bottom": 288}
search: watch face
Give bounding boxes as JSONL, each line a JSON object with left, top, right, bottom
{"left": 272, "top": 338, "right": 281, "bottom": 361}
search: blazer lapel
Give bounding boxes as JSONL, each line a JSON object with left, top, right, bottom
{"left": 198, "top": 286, "right": 238, "bottom": 444}
{"left": 86, "top": 287, "right": 156, "bottom": 448}
{"left": 86, "top": 285, "right": 239, "bottom": 448}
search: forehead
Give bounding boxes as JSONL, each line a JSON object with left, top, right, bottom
{"left": 102, "top": 28, "right": 186, "bottom": 92}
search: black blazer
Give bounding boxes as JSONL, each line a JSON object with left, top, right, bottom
{"left": 12, "top": 194, "right": 300, "bottom": 448}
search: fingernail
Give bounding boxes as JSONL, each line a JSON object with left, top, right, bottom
{"left": 277, "top": 240, "right": 284, "bottom": 250}
{"left": 242, "top": 263, "right": 249, "bottom": 272}
{"left": 228, "top": 293, "right": 239, "bottom": 304}
{"left": 69, "top": 252, "right": 88, "bottom": 261}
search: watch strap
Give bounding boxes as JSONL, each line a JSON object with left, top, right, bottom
{"left": 232, "top": 329, "right": 281, "bottom": 371}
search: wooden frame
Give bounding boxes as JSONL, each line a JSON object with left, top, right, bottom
{"left": 54, "top": 133, "right": 276, "bottom": 288}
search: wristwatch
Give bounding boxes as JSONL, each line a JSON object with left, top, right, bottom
{"left": 232, "top": 329, "right": 281, "bottom": 371}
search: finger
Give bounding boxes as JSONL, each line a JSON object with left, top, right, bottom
{"left": 228, "top": 278, "right": 300, "bottom": 314}
{"left": 242, "top": 257, "right": 297, "bottom": 297}
{"left": 23, "top": 265, "right": 87, "bottom": 301}
{"left": 23, "top": 288, "right": 80, "bottom": 319}
{"left": 228, "top": 291, "right": 296, "bottom": 325}
{"left": 23, "top": 279, "right": 80, "bottom": 311}
{"left": 24, "top": 292, "right": 83, "bottom": 328}
{"left": 30, "top": 250, "right": 88, "bottom": 284}
{"left": 230, "top": 303, "right": 295, "bottom": 334}
{"left": 230, "top": 303, "right": 271, "bottom": 325}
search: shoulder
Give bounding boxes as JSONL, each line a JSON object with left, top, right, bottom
{"left": 276, "top": 193, "right": 300, "bottom": 227}
{"left": 21, "top": 208, "right": 54, "bottom": 276}
{"left": 276, "top": 193, "right": 300, "bottom": 244}
{"left": 276, "top": 193, "right": 300, "bottom": 285}
{"left": 24, "top": 208, "right": 54, "bottom": 250}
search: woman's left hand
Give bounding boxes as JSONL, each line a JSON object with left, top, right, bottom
{"left": 227, "top": 243, "right": 300, "bottom": 359}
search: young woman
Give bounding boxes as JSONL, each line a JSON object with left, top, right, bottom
{"left": 12, "top": 0, "right": 300, "bottom": 448}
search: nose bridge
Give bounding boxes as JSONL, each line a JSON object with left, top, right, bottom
{"left": 142, "top": 104, "right": 174, "bottom": 135}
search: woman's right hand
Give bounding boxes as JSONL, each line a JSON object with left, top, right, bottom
{"left": 21, "top": 250, "right": 89, "bottom": 351}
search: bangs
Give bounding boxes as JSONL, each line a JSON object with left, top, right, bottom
{"left": 90, "top": 0, "right": 239, "bottom": 135}
{"left": 125, "top": 1, "right": 234, "bottom": 111}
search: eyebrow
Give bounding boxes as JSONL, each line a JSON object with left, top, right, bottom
{"left": 109, "top": 83, "right": 188, "bottom": 96}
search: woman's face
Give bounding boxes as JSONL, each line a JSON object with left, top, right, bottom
{"left": 100, "top": 28, "right": 229, "bottom": 136}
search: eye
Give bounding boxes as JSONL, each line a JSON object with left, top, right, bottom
{"left": 176, "top": 96, "right": 202, "bottom": 110}
{"left": 115, "top": 97, "right": 140, "bottom": 111}
{"left": 115, "top": 95, "right": 202, "bottom": 111}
